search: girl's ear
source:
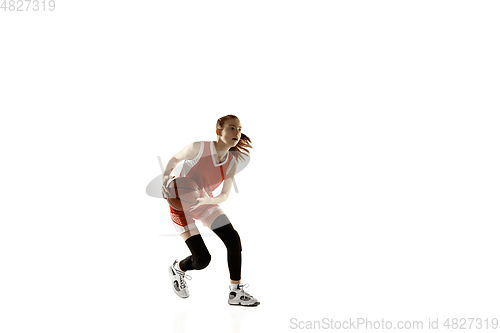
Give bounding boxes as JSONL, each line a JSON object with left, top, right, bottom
{"left": 216, "top": 129, "right": 221, "bottom": 136}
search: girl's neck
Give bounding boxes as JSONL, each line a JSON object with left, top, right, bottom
{"left": 213, "top": 140, "right": 231, "bottom": 154}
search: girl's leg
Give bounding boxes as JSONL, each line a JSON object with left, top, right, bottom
{"left": 178, "top": 225, "right": 211, "bottom": 272}
{"left": 170, "top": 206, "right": 211, "bottom": 272}
{"left": 168, "top": 209, "right": 210, "bottom": 299}
{"left": 209, "top": 213, "right": 242, "bottom": 283}
{"left": 208, "top": 214, "right": 260, "bottom": 306}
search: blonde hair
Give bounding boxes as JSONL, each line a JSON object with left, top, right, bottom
{"left": 216, "top": 115, "right": 252, "bottom": 164}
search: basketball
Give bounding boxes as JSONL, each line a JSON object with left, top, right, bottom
{"left": 163, "top": 177, "right": 200, "bottom": 211}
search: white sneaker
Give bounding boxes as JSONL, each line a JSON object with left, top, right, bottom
{"left": 228, "top": 283, "right": 260, "bottom": 306}
{"left": 168, "top": 260, "right": 191, "bottom": 298}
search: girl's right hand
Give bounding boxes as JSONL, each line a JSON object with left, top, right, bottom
{"left": 163, "top": 174, "right": 175, "bottom": 184}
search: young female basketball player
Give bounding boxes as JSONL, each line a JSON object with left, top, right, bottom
{"left": 162, "top": 115, "right": 259, "bottom": 306}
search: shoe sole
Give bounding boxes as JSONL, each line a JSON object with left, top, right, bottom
{"left": 229, "top": 301, "right": 260, "bottom": 307}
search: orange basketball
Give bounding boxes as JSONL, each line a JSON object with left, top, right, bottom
{"left": 163, "top": 177, "right": 200, "bottom": 211}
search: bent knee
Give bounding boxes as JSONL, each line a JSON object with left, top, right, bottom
{"left": 192, "top": 253, "right": 211, "bottom": 270}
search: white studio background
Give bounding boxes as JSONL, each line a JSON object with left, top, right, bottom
{"left": 1, "top": 1, "right": 499, "bottom": 332}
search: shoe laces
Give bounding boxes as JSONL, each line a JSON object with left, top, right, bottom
{"left": 237, "top": 283, "right": 253, "bottom": 299}
{"left": 177, "top": 270, "right": 192, "bottom": 289}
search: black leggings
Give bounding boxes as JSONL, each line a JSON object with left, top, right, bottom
{"left": 178, "top": 214, "right": 242, "bottom": 281}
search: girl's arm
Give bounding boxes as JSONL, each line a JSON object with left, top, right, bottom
{"left": 162, "top": 157, "right": 179, "bottom": 183}
{"left": 219, "top": 163, "right": 238, "bottom": 200}
{"left": 162, "top": 142, "right": 201, "bottom": 183}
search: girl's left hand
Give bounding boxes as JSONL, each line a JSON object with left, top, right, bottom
{"left": 190, "top": 188, "right": 210, "bottom": 211}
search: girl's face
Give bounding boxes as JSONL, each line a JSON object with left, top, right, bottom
{"left": 219, "top": 120, "right": 242, "bottom": 146}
